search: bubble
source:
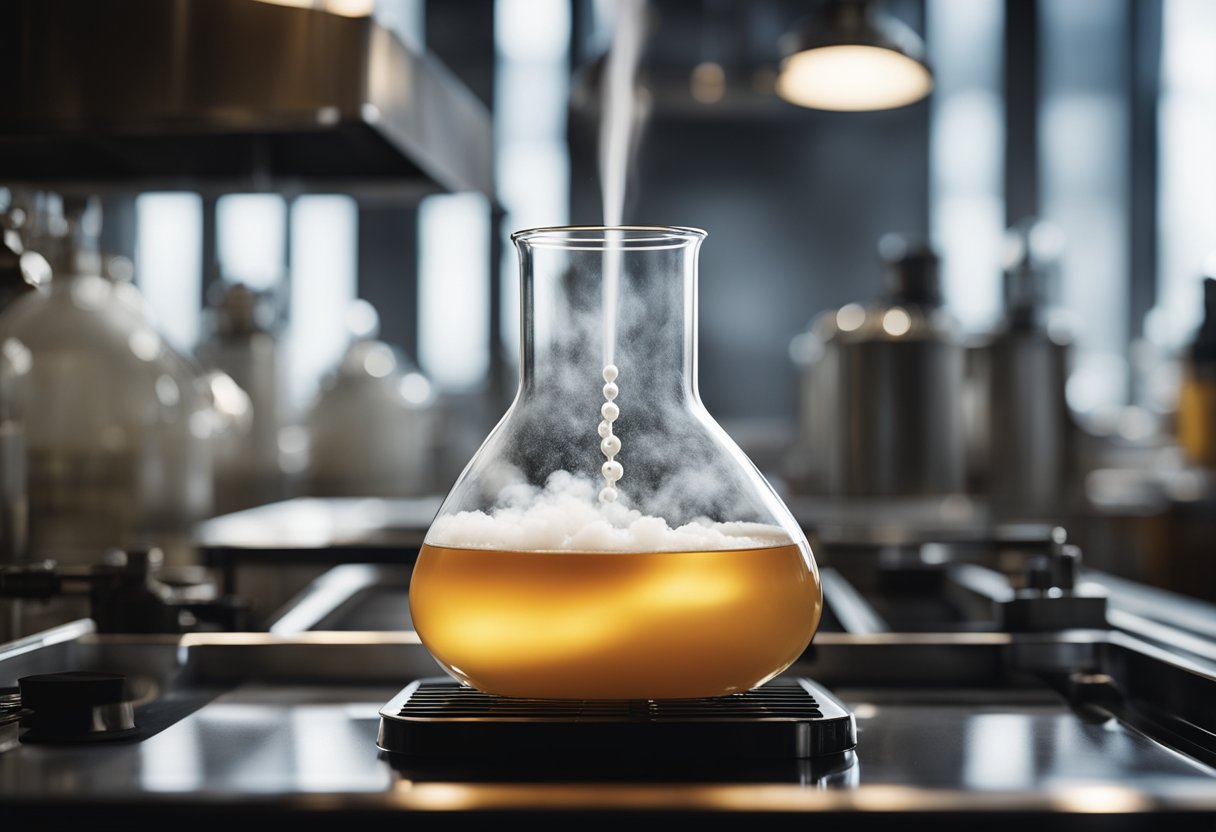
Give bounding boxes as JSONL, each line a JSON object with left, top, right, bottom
{"left": 598, "top": 368, "right": 622, "bottom": 488}
{"left": 598, "top": 486, "right": 618, "bottom": 503}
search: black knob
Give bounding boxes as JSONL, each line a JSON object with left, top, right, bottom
{"left": 1024, "top": 555, "right": 1055, "bottom": 591}
{"left": 18, "top": 671, "right": 137, "bottom": 742}
{"left": 0, "top": 561, "right": 62, "bottom": 599}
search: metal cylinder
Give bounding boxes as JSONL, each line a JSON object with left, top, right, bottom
{"left": 982, "top": 330, "right": 1070, "bottom": 516}
{"left": 824, "top": 239, "right": 967, "bottom": 497}
{"left": 979, "top": 219, "right": 1073, "bottom": 519}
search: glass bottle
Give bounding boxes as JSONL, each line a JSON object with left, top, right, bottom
{"left": 0, "top": 189, "right": 36, "bottom": 568}
{"left": 0, "top": 341, "right": 28, "bottom": 565}
{"left": 306, "top": 301, "right": 437, "bottom": 498}
{"left": 1178, "top": 277, "right": 1216, "bottom": 467}
{"left": 0, "top": 188, "right": 46, "bottom": 315}
{"left": 409, "top": 226, "right": 821, "bottom": 699}
{"left": 0, "top": 195, "right": 212, "bottom": 566}
{"left": 198, "top": 281, "right": 287, "bottom": 513}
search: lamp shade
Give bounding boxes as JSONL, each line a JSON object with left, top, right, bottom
{"left": 777, "top": 1, "right": 933, "bottom": 112}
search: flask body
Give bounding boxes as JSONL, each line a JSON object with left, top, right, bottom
{"left": 410, "top": 227, "right": 821, "bottom": 699}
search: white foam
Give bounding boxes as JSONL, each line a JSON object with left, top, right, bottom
{"left": 427, "top": 472, "right": 794, "bottom": 553}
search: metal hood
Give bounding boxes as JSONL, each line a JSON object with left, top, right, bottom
{"left": 0, "top": 0, "right": 494, "bottom": 198}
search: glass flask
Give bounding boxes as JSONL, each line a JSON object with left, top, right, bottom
{"left": 0, "top": 196, "right": 213, "bottom": 566}
{"left": 410, "top": 226, "right": 821, "bottom": 700}
{"left": 198, "top": 281, "right": 287, "bottom": 513}
{"left": 307, "top": 301, "right": 438, "bottom": 498}
{"left": 0, "top": 341, "right": 27, "bottom": 565}
{"left": 1179, "top": 277, "right": 1216, "bottom": 467}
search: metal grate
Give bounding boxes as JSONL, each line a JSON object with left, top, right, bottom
{"left": 378, "top": 676, "right": 857, "bottom": 759}
{"left": 397, "top": 678, "right": 824, "bottom": 721}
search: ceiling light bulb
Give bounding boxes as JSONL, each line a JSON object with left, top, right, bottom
{"left": 777, "top": 1, "right": 933, "bottom": 112}
{"left": 777, "top": 44, "right": 932, "bottom": 111}
{"left": 251, "top": 0, "right": 374, "bottom": 17}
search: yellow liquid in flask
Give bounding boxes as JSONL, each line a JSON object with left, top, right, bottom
{"left": 409, "top": 541, "right": 822, "bottom": 700}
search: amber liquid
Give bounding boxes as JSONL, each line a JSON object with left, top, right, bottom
{"left": 1178, "top": 368, "right": 1216, "bottom": 467}
{"left": 409, "top": 542, "right": 822, "bottom": 699}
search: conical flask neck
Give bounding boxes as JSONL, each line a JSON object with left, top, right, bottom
{"left": 513, "top": 227, "right": 703, "bottom": 406}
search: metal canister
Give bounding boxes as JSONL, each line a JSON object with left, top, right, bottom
{"left": 823, "top": 237, "right": 967, "bottom": 497}
{"left": 977, "top": 220, "right": 1073, "bottom": 520}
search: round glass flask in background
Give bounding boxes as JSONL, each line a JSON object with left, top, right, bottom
{"left": 409, "top": 226, "right": 822, "bottom": 700}
{"left": 0, "top": 195, "right": 213, "bottom": 567}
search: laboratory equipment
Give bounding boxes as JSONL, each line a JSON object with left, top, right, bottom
{"left": 977, "top": 219, "right": 1075, "bottom": 519}
{"left": 798, "top": 236, "right": 967, "bottom": 498}
{"left": 0, "top": 195, "right": 212, "bottom": 567}
{"left": 409, "top": 226, "right": 821, "bottom": 700}
{"left": 307, "top": 302, "right": 438, "bottom": 499}
{"left": 199, "top": 281, "right": 286, "bottom": 513}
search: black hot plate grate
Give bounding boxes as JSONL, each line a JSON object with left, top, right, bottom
{"left": 377, "top": 677, "right": 855, "bottom": 759}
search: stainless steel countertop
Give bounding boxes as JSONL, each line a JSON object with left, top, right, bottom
{"left": 4, "top": 683, "right": 1213, "bottom": 808}
{"left": 0, "top": 623, "right": 1213, "bottom": 823}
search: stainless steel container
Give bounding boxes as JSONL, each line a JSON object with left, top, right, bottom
{"left": 817, "top": 238, "right": 967, "bottom": 498}
{"left": 975, "top": 220, "right": 1073, "bottom": 520}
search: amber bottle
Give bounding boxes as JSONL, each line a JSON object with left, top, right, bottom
{"left": 1178, "top": 278, "right": 1216, "bottom": 467}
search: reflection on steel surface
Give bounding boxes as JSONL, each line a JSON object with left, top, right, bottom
{"left": 0, "top": 622, "right": 1213, "bottom": 817}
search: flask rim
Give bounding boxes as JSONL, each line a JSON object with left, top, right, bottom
{"left": 511, "top": 225, "right": 706, "bottom": 251}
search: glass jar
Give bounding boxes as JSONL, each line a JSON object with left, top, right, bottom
{"left": 0, "top": 198, "right": 212, "bottom": 566}
{"left": 1179, "top": 278, "right": 1216, "bottom": 467}
{"left": 306, "top": 320, "right": 437, "bottom": 498}
{"left": 198, "top": 281, "right": 287, "bottom": 513}
{"left": 409, "top": 226, "right": 821, "bottom": 699}
{"left": 0, "top": 341, "right": 27, "bottom": 564}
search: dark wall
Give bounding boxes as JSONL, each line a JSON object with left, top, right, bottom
{"left": 569, "top": 0, "right": 930, "bottom": 421}
{"left": 419, "top": 0, "right": 932, "bottom": 421}
{"left": 632, "top": 110, "right": 928, "bottom": 422}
